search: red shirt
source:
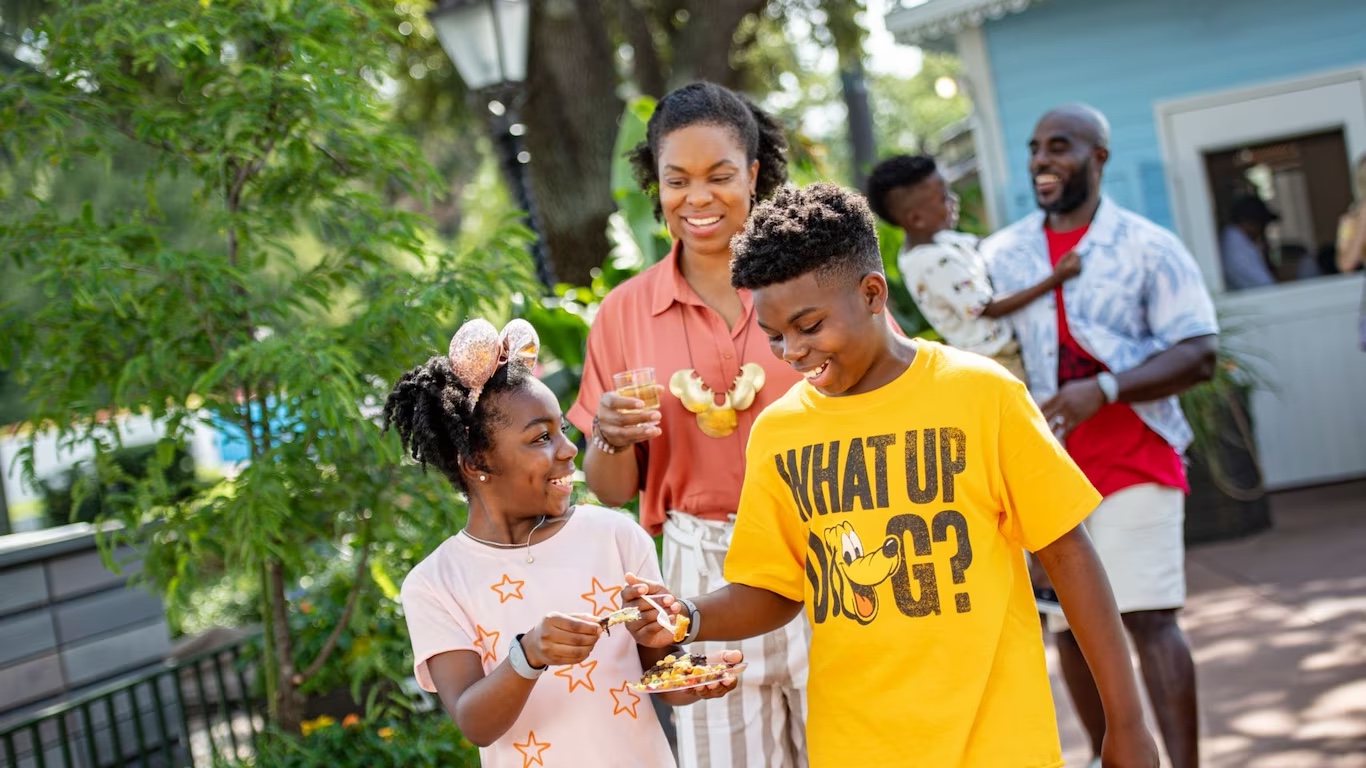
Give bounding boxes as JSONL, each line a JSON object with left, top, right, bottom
{"left": 1045, "top": 226, "right": 1187, "bottom": 496}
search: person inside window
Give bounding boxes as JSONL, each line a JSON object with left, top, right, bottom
{"left": 1219, "top": 194, "right": 1279, "bottom": 291}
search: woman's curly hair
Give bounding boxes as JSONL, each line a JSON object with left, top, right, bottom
{"left": 626, "top": 81, "right": 789, "bottom": 220}
{"left": 730, "top": 182, "right": 883, "bottom": 291}
{"left": 382, "top": 355, "right": 532, "bottom": 492}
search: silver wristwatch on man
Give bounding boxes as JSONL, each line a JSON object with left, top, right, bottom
{"left": 1096, "top": 371, "right": 1120, "bottom": 404}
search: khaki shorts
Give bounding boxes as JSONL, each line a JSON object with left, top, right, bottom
{"left": 1047, "top": 482, "right": 1187, "bottom": 633}
{"left": 989, "top": 340, "right": 1027, "bottom": 382}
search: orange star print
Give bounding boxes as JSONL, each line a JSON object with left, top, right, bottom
{"left": 513, "top": 730, "right": 551, "bottom": 767}
{"left": 610, "top": 680, "right": 642, "bottom": 719}
{"left": 554, "top": 659, "right": 597, "bottom": 693}
{"left": 580, "top": 576, "right": 621, "bottom": 616}
{"left": 490, "top": 573, "right": 525, "bottom": 603}
{"left": 474, "top": 624, "right": 500, "bottom": 664}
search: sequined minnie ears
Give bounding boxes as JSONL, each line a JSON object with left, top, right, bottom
{"left": 447, "top": 318, "right": 540, "bottom": 407}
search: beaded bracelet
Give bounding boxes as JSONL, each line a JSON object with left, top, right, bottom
{"left": 591, "top": 414, "right": 622, "bottom": 454}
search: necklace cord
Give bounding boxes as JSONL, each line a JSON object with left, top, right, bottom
{"left": 678, "top": 296, "right": 753, "bottom": 392}
{"left": 460, "top": 514, "right": 553, "bottom": 561}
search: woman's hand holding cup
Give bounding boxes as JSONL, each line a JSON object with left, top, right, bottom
{"left": 596, "top": 367, "right": 663, "bottom": 449}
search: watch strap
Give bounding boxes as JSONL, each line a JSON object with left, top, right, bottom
{"left": 678, "top": 598, "right": 701, "bottom": 644}
{"left": 509, "top": 633, "right": 547, "bottom": 679}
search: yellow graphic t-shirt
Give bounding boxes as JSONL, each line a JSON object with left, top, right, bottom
{"left": 725, "top": 341, "right": 1101, "bottom": 768}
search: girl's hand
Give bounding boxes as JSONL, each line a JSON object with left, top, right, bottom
{"left": 659, "top": 650, "right": 745, "bottom": 706}
{"left": 595, "top": 390, "right": 663, "bottom": 448}
{"left": 621, "top": 572, "right": 688, "bottom": 648}
{"left": 520, "top": 612, "right": 603, "bottom": 668}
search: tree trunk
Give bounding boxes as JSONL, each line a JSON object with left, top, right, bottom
{"left": 268, "top": 559, "right": 305, "bottom": 732}
{"left": 521, "top": 0, "right": 623, "bottom": 287}
{"left": 841, "top": 64, "right": 877, "bottom": 187}
{"left": 617, "top": 1, "right": 666, "bottom": 97}
{"left": 0, "top": 468, "right": 10, "bottom": 535}
{"left": 667, "top": 0, "right": 766, "bottom": 90}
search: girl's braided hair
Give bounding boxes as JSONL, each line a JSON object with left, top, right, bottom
{"left": 382, "top": 355, "right": 531, "bottom": 492}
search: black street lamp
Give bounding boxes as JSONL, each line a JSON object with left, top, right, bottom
{"left": 428, "top": 0, "right": 556, "bottom": 289}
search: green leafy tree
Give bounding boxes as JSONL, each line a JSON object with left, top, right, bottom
{"left": 0, "top": 0, "right": 533, "bottom": 733}
{"left": 869, "top": 51, "right": 971, "bottom": 154}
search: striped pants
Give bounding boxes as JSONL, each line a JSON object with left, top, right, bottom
{"left": 662, "top": 512, "right": 810, "bottom": 768}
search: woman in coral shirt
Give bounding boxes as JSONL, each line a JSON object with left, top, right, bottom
{"left": 567, "top": 82, "right": 808, "bottom": 768}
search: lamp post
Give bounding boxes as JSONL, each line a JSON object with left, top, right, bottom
{"left": 428, "top": 0, "right": 556, "bottom": 289}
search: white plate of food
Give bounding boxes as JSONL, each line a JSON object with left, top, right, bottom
{"left": 628, "top": 653, "right": 747, "bottom": 694}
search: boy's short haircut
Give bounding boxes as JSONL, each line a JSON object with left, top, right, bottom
{"left": 730, "top": 182, "right": 883, "bottom": 291}
{"left": 864, "top": 154, "right": 937, "bottom": 224}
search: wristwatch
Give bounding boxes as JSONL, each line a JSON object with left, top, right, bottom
{"left": 509, "top": 633, "right": 547, "bottom": 679}
{"left": 678, "top": 598, "right": 702, "bottom": 644}
{"left": 1096, "top": 372, "right": 1120, "bottom": 404}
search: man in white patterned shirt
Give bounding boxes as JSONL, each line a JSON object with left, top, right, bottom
{"left": 982, "top": 103, "right": 1218, "bottom": 768}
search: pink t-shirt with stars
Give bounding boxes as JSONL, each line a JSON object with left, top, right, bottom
{"left": 401, "top": 504, "right": 676, "bottom": 768}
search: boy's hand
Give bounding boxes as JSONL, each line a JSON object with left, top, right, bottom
{"left": 1054, "top": 250, "right": 1082, "bottom": 280}
{"left": 521, "top": 612, "right": 603, "bottom": 668}
{"left": 1100, "top": 721, "right": 1160, "bottom": 767}
{"left": 658, "top": 650, "right": 745, "bottom": 706}
{"left": 621, "top": 572, "right": 688, "bottom": 648}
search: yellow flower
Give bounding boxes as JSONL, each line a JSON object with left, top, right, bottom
{"left": 342, "top": 713, "right": 361, "bottom": 728}
{"left": 300, "top": 715, "right": 336, "bottom": 736}
{"left": 377, "top": 726, "right": 394, "bottom": 741}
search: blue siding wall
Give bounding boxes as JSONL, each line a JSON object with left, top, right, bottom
{"left": 982, "top": 0, "right": 1366, "bottom": 228}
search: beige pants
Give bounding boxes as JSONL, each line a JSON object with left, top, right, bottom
{"left": 989, "top": 339, "right": 1028, "bottom": 381}
{"left": 662, "top": 512, "right": 810, "bottom": 768}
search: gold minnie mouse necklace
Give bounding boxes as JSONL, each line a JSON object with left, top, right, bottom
{"left": 668, "top": 304, "right": 766, "bottom": 438}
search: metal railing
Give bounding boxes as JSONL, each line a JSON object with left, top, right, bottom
{"left": 0, "top": 637, "right": 262, "bottom": 768}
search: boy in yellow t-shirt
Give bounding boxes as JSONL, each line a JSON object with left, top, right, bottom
{"left": 624, "top": 182, "right": 1157, "bottom": 768}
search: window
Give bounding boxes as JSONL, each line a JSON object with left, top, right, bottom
{"left": 1203, "top": 129, "right": 1354, "bottom": 291}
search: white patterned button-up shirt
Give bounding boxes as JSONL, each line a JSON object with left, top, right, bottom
{"left": 898, "top": 230, "right": 1014, "bottom": 357}
{"left": 981, "top": 197, "right": 1219, "bottom": 453}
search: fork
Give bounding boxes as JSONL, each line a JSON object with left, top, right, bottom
{"left": 637, "top": 593, "right": 679, "bottom": 635}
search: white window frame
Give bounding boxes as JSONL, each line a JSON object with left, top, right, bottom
{"left": 1154, "top": 65, "right": 1366, "bottom": 301}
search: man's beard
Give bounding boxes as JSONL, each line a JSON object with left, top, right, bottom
{"left": 1039, "top": 158, "right": 1093, "bottom": 214}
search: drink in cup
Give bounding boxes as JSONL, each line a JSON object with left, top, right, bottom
{"left": 613, "top": 367, "right": 660, "bottom": 412}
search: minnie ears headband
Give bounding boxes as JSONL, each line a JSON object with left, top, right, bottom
{"left": 447, "top": 318, "right": 540, "bottom": 407}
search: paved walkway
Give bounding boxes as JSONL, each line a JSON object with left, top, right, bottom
{"left": 1051, "top": 480, "right": 1366, "bottom": 767}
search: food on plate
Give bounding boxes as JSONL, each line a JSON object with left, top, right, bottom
{"left": 629, "top": 653, "right": 740, "bottom": 693}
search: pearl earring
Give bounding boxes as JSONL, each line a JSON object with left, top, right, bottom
{"left": 478, "top": 474, "right": 487, "bottom": 482}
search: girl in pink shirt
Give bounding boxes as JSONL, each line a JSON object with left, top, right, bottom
{"left": 385, "top": 318, "right": 739, "bottom": 767}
